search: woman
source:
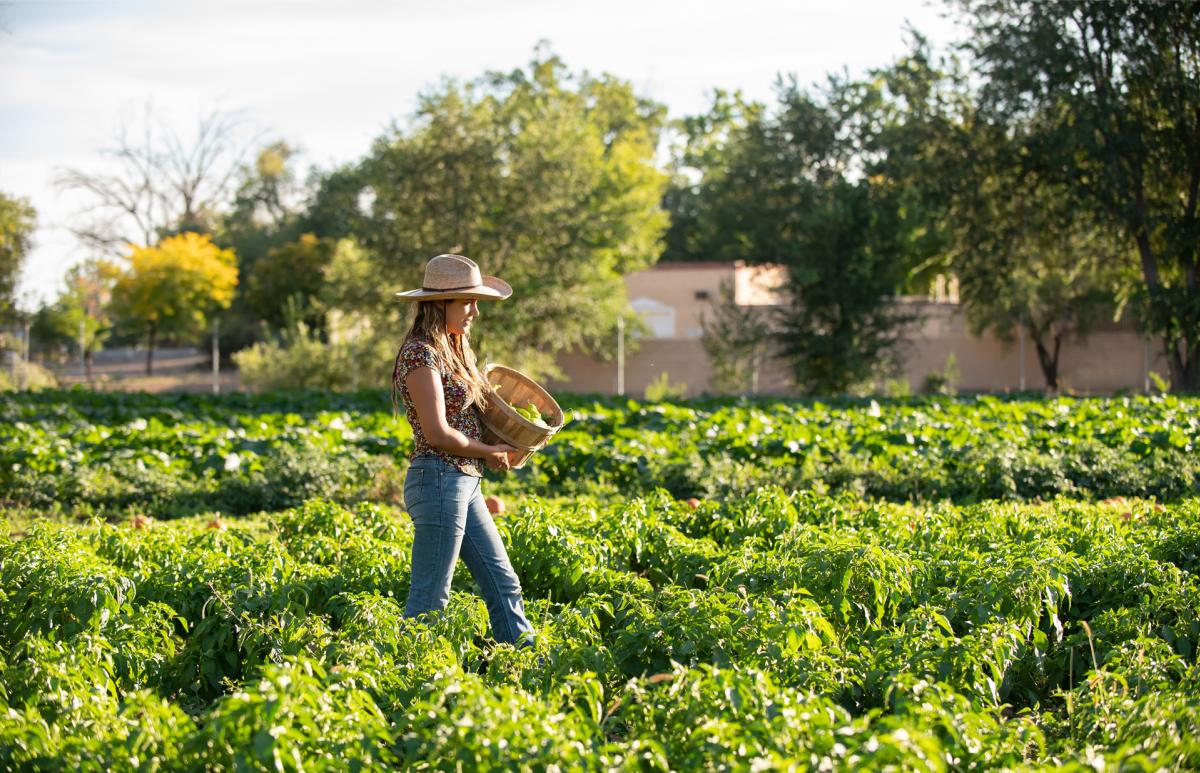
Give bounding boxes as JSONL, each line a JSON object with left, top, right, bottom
{"left": 391, "top": 253, "right": 535, "bottom": 647}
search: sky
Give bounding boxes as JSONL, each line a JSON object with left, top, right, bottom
{"left": 1, "top": 0, "right": 963, "bottom": 308}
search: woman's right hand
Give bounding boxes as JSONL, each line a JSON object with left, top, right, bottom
{"left": 484, "top": 444, "right": 517, "bottom": 471}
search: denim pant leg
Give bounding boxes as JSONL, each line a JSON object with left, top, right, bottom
{"left": 457, "top": 485, "right": 536, "bottom": 648}
{"left": 403, "top": 458, "right": 468, "bottom": 618}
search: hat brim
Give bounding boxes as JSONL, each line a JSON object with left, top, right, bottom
{"left": 394, "top": 275, "right": 512, "bottom": 302}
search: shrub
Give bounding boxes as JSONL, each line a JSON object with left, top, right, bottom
{"left": 0, "top": 361, "right": 58, "bottom": 391}
{"left": 234, "top": 320, "right": 393, "bottom": 392}
{"left": 644, "top": 371, "right": 688, "bottom": 402}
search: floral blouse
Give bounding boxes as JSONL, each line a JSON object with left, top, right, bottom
{"left": 393, "top": 337, "right": 483, "bottom": 477}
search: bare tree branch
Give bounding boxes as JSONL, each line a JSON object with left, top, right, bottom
{"left": 55, "top": 102, "right": 262, "bottom": 251}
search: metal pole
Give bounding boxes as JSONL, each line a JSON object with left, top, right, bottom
{"left": 1144, "top": 336, "right": 1151, "bottom": 393}
{"left": 22, "top": 320, "right": 30, "bottom": 390}
{"left": 751, "top": 344, "right": 760, "bottom": 395}
{"left": 1018, "top": 315, "right": 1026, "bottom": 391}
{"left": 78, "top": 317, "right": 86, "bottom": 385}
{"left": 212, "top": 318, "right": 220, "bottom": 394}
{"left": 616, "top": 316, "right": 625, "bottom": 396}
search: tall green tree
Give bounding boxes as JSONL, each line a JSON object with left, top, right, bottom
{"left": 675, "top": 84, "right": 908, "bottom": 393}
{"left": 668, "top": 44, "right": 967, "bottom": 393}
{"left": 844, "top": 37, "right": 975, "bottom": 294}
{"left": 0, "top": 192, "right": 36, "bottom": 321}
{"left": 955, "top": 0, "right": 1200, "bottom": 390}
{"left": 768, "top": 161, "right": 916, "bottom": 393}
{"left": 950, "top": 120, "right": 1126, "bottom": 391}
{"left": 661, "top": 91, "right": 764, "bottom": 265}
{"left": 308, "top": 51, "right": 669, "bottom": 378}
{"left": 241, "top": 233, "right": 333, "bottom": 332}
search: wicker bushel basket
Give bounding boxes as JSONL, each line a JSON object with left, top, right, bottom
{"left": 479, "top": 364, "right": 564, "bottom": 469}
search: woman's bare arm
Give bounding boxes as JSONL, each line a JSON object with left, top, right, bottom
{"left": 406, "top": 366, "right": 513, "bottom": 466}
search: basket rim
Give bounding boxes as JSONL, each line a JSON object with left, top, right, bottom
{"left": 482, "top": 364, "right": 564, "bottom": 430}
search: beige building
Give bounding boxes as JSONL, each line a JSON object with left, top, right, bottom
{"left": 546, "top": 261, "right": 1170, "bottom": 397}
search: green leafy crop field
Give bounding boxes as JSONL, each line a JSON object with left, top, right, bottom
{"left": 1, "top": 390, "right": 1198, "bottom": 770}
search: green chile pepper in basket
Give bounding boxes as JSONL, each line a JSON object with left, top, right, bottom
{"left": 493, "top": 384, "right": 548, "bottom": 426}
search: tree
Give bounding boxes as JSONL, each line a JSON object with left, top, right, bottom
{"left": 666, "top": 38, "right": 968, "bottom": 280}
{"left": 217, "top": 141, "right": 311, "bottom": 353}
{"left": 307, "top": 50, "right": 669, "bottom": 378}
{"left": 47, "top": 258, "right": 120, "bottom": 381}
{"left": 841, "top": 37, "right": 975, "bottom": 294}
{"left": 667, "top": 76, "right": 945, "bottom": 393}
{"left": 29, "top": 302, "right": 74, "bottom": 359}
{"left": 229, "top": 141, "right": 303, "bottom": 231}
{"left": 950, "top": 122, "right": 1126, "bottom": 391}
{"left": 110, "top": 232, "right": 238, "bottom": 374}
{"left": 664, "top": 37, "right": 978, "bottom": 393}
{"left": 661, "top": 91, "right": 765, "bottom": 264}
{"left": 0, "top": 191, "right": 36, "bottom": 321}
{"left": 769, "top": 165, "right": 916, "bottom": 393}
{"left": 220, "top": 141, "right": 308, "bottom": 274}
{"left": 56, "top": 105, "right": 257, "bottom": 252}
{"left": 316, "top": 238, "right": 378, "bottom": 317}
{"left": 699, "top": 279, "right": 770, "bottom": 393}
{"left": 241, "top": 233, "right": 333, "bottom": 332}
{"left": 955, "top": 0, "right": 1200, "bottom": 390}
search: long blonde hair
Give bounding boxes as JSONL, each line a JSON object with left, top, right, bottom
{"left": 392, "top": 300, "right": 492, "bottom": 414}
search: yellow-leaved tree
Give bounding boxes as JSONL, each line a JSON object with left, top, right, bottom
{"left": 111, "top": 232, "right": 238, "bottom": 374}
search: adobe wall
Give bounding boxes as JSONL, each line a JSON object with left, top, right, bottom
{"left": 548, "top": 299, "right": 1172, "bottom": 398}
{"left": 900, "top": 301, "right": 1170, "bottom": 394}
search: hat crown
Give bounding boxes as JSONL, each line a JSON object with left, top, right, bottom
{"left": 423, "top": 254, "right": 482, "bottom": 290}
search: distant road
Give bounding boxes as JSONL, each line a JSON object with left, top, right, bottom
{"left": 51, "top": 347, "right": 242, "bottom": 393}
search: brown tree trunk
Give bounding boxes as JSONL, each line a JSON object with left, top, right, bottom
{"left": 1031, "top": 329, "right": 1061, "bottom": 394}
{"left": 145, "top": 323, "right": 157, "bottom": 376}
{"left": 1168, "top": 338, "right": 1200, "bottom": 392}
{"left": 1190, "top": 343, "right": 1200, "bottom": 392}
{"left": 84, "top": 349, "right": 93, "bottom": 382}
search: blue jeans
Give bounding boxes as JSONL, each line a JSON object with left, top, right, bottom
{"left": 403, "top": 456, "right": 535, "bottom": 647}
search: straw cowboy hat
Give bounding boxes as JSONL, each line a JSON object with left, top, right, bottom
{"left": 394, "top": 254, "right": 513, "bottom": 302}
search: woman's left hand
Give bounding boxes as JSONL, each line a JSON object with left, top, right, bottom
{"left": 484, "top": 444, "right": 516, "bottom": 471}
